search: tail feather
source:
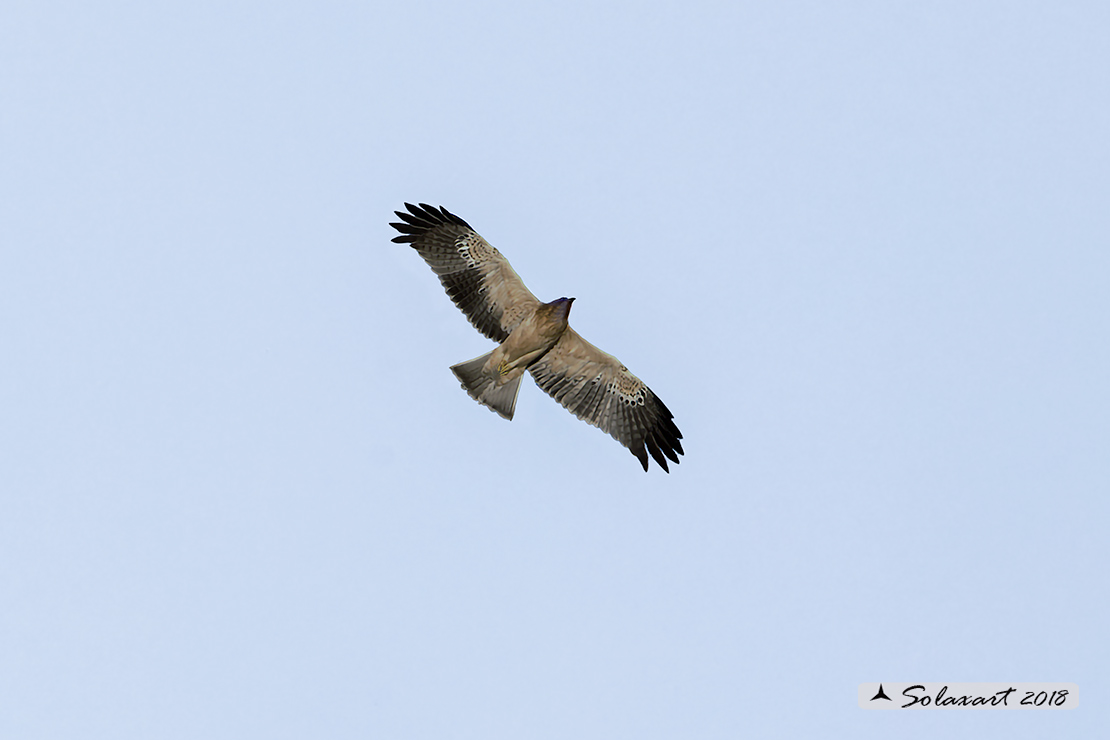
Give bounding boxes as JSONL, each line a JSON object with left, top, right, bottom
{"left": 450, "top": 351, "right": 522, "bottom": 421}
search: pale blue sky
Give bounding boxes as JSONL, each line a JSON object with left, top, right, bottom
{"left": 2, "top": 1, "right": 1107, "bottom": 738}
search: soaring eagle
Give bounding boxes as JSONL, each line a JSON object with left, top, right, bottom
{"left": 390, "top": 203, "right": 683, "bottom": 472}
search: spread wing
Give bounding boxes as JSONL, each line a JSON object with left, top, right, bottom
{"left": 390, "top": 203, "right": 540, "bottom": 342}
{"left": 528, "top": 329, "right": 684, "bottom": 472}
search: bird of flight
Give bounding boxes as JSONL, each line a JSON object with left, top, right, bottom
{"left": 390, "top": 203, "right": 683, "bottom": 472}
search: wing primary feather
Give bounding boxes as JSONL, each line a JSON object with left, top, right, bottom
{"left": 394, "top": 210, "right": 427, "bottom": 226}
{"left": 655, "top": 430, "right": 681, "bottom": 464}
{"left": 654, "top": 395, "right": 677, "bottom": 422}
{"left": 655, "top": 417, "right": 682, "bottom": 448}
{"left": 645, "top": 435, "right": 669, "bottom": 473}
{"left": 439, "top": 205, "right": 472, "bottom": 229}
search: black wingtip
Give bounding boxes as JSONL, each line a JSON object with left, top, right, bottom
{"left": 646, "top": 436, "right": 670, "bottom": 473}
{"left": 389, "top": 203, "right": 474, "bottom": 241}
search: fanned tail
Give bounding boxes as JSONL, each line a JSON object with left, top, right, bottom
{"left": 450, "top": 351, "right": 522, "bottom": 421}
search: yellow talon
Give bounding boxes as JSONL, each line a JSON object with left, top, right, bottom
{"left": 498, "top": 361, "right": 510, "bottom": 376}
